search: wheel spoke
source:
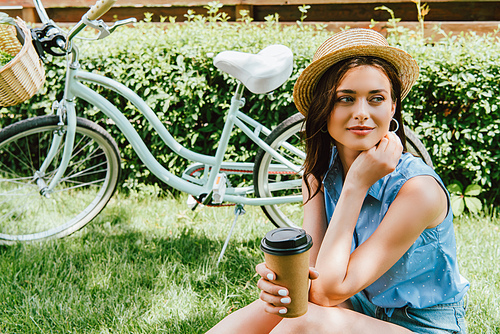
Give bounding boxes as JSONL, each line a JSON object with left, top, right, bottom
{"left": 0, "top": 116, "right": 120, "bottom": 243}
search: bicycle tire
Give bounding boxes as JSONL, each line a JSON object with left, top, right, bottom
{"left": 404, "top": 125, "right": 433, "bottom": 167}
{"left": 253, "top": 113, "right": 433, "bottom": 228}
{"left": 0, "top": 115, "right": 121, "bottom": 243}
{"left": 254, "top": 113, "right": 305, "bottom": 228}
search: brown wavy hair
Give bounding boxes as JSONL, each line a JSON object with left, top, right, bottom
{"left": 302, "top": 56, "right": 407, "bottom": 202}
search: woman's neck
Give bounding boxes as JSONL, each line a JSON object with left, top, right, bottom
{"left": 336, "top": 144, "right": 361, "bottom": 178}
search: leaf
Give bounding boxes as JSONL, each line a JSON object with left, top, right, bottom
{"left": 437, "top": 81, "right": 452, "bottom": 87}
{"left": 190, "top": 132, "right": 199, "bottom": 146}
{"left": 450, "top": 195, "right": 464, "bottom": 216}
{"left": 464, "top": 184, "right": 482, "bottom": 196}
{"left": 447, "top": 183, "right": 463, "bottom": 195}
{"left": 464, "top": 196, "right": 482, "bottom": 213}
{"left": 0, "top": 12, "right": 15, "bottom": 25}
{"left": 374, "top": 5, "right": 392, "bottom": 13}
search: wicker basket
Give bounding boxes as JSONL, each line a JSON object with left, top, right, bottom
{"left": 0, "top": 18, "right": 45, "bottom": 107}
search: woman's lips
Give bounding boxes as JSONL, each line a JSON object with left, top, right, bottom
{"left": 348, "top": 126, "right": 374, "bottom": 136}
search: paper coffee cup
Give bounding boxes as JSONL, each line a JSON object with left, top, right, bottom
{"left": 260, "top": 227, "right": 313, "bottom": 318}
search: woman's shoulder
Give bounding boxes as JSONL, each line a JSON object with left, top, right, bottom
{"left": 396, "top": 152, "right": 436, "bottom": 180}
{"left": 397, "top": 153, "right": 448, "bottom": 204}
{"left": 374, "top": 153, "right": 445, "bottom": 204}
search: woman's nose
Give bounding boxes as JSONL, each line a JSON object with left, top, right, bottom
{"left": 353, "top": 101, "right": 369, "bottom": 121}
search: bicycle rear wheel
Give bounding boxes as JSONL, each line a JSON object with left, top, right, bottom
{"left": 253, "top": 113, "right": 433, "bottom": 228}
{"left": 0, "top": 115, "right": 121, "bottom": 243}
{"left": 404, "top": 125, "right": 433, "bottom": 167}
{"left": 254, "top": 113, "right": 305, "bottom": 228}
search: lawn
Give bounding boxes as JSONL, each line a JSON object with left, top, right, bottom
{"left": 0, "top": 192, "right": 498, "bottom": 333}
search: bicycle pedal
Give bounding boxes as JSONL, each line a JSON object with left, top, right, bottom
{"left": 212, "top": 173, "right": 227, "bottom": 204}
{"left": 187, "top": 195, "right": 198, "bottom": 210}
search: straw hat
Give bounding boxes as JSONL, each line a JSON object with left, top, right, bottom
{"left": 293, "top": 28, "right": 419, "bottom": 115}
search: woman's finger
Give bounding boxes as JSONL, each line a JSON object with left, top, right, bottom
{"left": 263, "top": 301, "right": 288, "bottom": 316}
{"left": 257, "top": 277, "right": 289, "bottom": 297}
{"left": 259, "top": 290, "right": 290, "bottom": 316}
{"left": 376, "top": 135, "right": 390, "bottom": 152}
{"left": 259, "top": 289, "right": 291, "bottom": 307}
{"left": 255, "top": 262, "right": 275, "bottom": 281}
{"left": 386, "top": 132, "right": 403, "bottom": 159}
{"left": 309, "top": 267, "right": 319, "bottom": 280}
{"left": 386, "top": 131, "right": 401, "bottom": 147}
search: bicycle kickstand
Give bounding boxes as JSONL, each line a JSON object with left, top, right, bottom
{"left": 216, "top": 204, "right": 246, "bottom": 267}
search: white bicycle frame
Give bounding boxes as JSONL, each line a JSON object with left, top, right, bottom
{"left": 35, "top": 7, "right": 304, "bottom": 206}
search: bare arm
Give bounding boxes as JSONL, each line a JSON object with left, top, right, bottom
{"left": 301, "top": 176, "right": 328, "bottom": 268}
{"left": 254, "top": 176, "right": 327, "bottom": 316}
{"left": 310, "top": 135, "right": 447, "bottom": 306}
{"left": 256, "top": 133, "right": 447, "bottom": 313}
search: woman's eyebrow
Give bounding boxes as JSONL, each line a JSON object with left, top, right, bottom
{"left": 369, "top": 89, "right": 389, "bottom": 94}
{"left": 336, "top": 89, "right": 356, "bottom": 94}
{"left": 335, "top": 89, "right": 389, "bottom": 94}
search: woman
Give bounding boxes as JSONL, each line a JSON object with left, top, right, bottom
{"left": 207, "top": 28, "right": 469, "bottom": 333}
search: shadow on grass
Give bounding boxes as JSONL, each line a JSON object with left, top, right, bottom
{"left": 0, "top": 223, "right": 263, "bottom": 333}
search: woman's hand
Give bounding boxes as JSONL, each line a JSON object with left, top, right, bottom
{"left": 346, "top": 132, "right": 403, "bottom": 191}
{"left": 255, "top": 262, "right": 319, "bottom": 315}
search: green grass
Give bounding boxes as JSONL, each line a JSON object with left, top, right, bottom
{"left": 455, "top": 210, "right": 500, "bottom": 333}
{"left": 0, "top": 192, "right": 498, "bottom": 333}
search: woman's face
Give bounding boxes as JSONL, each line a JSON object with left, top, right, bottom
{"left": 327, "top": 65, "right": 396, "bottom": 154}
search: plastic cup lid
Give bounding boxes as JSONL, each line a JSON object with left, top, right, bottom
{"left": 260, "top": 227, "right": 313, "bottom": 256}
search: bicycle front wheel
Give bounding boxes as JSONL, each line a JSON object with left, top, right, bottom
{"left": 0, "top": 115, "right": 121, "bottom": 244}
{"left": 254, "top": 113, "right": 305, "bottom": 228}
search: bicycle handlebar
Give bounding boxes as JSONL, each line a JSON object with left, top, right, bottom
{"left": 86, "top": 0, "right": 117, "bottom": 21}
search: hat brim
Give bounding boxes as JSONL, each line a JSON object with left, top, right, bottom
{"left": 293, "top": 45, "right": 419, "bottom": 115}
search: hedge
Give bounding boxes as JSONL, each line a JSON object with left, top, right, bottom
{"left": 393, "top": 29, "right": 500, "bottom": 205}
{"left": 1, "top": 8, "right": 499, "bottom": 205}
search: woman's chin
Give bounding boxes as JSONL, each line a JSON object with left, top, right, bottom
{"left": 347, "top": 141, "right": 379, "bottom": 152}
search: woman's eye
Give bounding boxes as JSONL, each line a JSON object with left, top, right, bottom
{"left": 337, "top": 96, "right": 354, "bottom": 103}
{"left": 371, "top": 96, "right": 385, "bottom": 103}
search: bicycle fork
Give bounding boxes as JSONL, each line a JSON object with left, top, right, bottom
{"left": 34, "top": 100, "right": 77, "bottom": 197}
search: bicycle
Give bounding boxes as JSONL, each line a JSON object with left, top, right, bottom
{"left": 0, "top": 0, "right": 432, "bottom": 245}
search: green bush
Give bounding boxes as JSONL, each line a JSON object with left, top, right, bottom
{"left": 1, "top": 12, "right": 327, "bottom": 192}
{"left": 394, "top": 30, "right": 500, "bottom": 205}
{"left": 0, "top": 7, "right": 498, "bottom": 205}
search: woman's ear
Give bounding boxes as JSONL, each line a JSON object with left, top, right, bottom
{"left": 391, "top": 102, "right": 397, "bottom": 117}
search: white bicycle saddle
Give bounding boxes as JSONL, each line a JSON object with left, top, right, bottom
{"left": 213, "top": 45, "right": 293, "bottom": 94}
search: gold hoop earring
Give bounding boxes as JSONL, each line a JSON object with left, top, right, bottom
{"left": 321, "top": 125, "right": 328, "bottom": 133}
{"left": 390, "top": 118, "right": 399, "bottom": 133}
